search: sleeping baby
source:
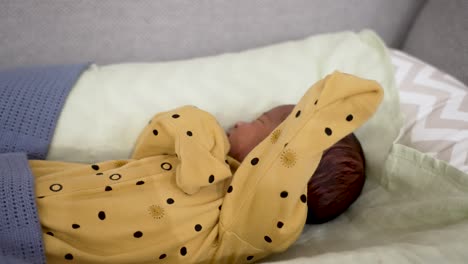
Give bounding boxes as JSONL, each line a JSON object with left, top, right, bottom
{"left": 228, "top": 105, "right": 367, "bottom": 225}
{"left": 29, "top": 71, "right": 383, "bottom": 263}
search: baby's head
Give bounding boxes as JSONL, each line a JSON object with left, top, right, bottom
{"left": 228, "top": 105, "right": 366, "bottom": 224}
{"left": 227, "top": 105, "right": 295, "bottom": 162}
{"left": 305, "top": 133, "right": 365, "bottom": 224}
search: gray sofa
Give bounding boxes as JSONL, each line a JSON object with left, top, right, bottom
{"left": 0, "top": 0, "right": 466, "bottom": 84}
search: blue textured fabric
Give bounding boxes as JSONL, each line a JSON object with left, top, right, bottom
{"left": 0, "top": 64, "right": 89, "bottom": 264}
{"left": 0, "top": 64, "right": 89, "bottom": 159}
{"left": 0, "top": 153, "right": 45, "bottom": 264}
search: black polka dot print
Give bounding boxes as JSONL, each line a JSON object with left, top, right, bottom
{"left": 46, "top": 231, "right": 54, "bottom": 236}
{"left": 64, "top": 253, "right": 73, "bottom": 260}
{"left": 180, "top": 246, "right": 187, "bottom": 256}
{"left": 161, "top": 162, "right": 172, "bottom": 171}
{"left": 295, "top": 110, "right": 301, "bottom": 118}
{"left": 227, "top": 186, "right": 233, "bottom": 193}
{"left": 208, "top": 175, "right": 215, "bottom": 183}
{"left": 153, "top": 129, "right": 159, "bottom": 136}
{"left": 105, "top": 186, "right": 112, "bottom": 191}
{"left": 49, "top": 184, "right": 62, "bottom": 192}
{"left": 172, "top": 114, "right": 180, "bottom": 119}
{"left": 264, "top": 236, "right": 272, "bottom": 243}
{"left": 159, "top": 254, "right": 167, "bottom": 259}
{"left": 346, "top": 114, "right": 354, "bottom": 121}
{"left": 325, "top": 127, "right": 332, "bottom": 136}
{"left": 166, "top": 198, "right": 174, "bottom": 204}
{"left": 300, "top": 194, "right": 307, "bottom": 203}
{"left": 277, "top": 221, "right": 284, "bottom": 228}
{"left": 133, "top": 231, "right": 143, "bottom": 238}
{"left": 251, "top": 157, "right": 259, "bottom": 165}
{"left": 247, "top": 256, "right": 254, "bottom": 261}
{"left": 98, "top": 211, "right": 106, "bottom": 220}
{"left": 91, "top": 165, "right": 99, "bottom": 170}
{"left": 72, "top": 224, "right": 80, "bottom": 229}
{"left": 96, "top": 172, "right": 103, "bottom": 176}
{"left": 136, "top": 180, "right": 145, "bottom": 185}
{"left": 109, "top": 173, "right": 122, "bottom": 181}
{"left": 280, "top": 191, "right": 288, "bottom": 198}
{"left": 186, "top": 131, "right": 193, "bottom": 136}
{"left": 194, "top": 224, "right": 202, "bottom": 232}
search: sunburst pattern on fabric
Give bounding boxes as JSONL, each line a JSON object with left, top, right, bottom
{"left": 270, "top": 129, "right": 282, "bottom": 144}
{"left": 148, "top": 205, "right": 165, "bottom": 219}
{"left": 280, "top": 149, "right": 297, "bottom": 168}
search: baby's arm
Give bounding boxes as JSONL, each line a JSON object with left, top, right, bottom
{"left": 214, "top": 72, "right": 384, "bottom": 260}
{"left": 131, "top": 111, "right": 178, "bottom": 159}
{"left": 132, "top": 106, "right": 233, "bottom": 194}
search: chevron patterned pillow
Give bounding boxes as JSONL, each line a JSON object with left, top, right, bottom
{"left": 391, "top": 49, "right": 468, "bottom": 173}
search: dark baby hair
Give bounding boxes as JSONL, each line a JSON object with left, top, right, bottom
{"left": 305, "top": 133, "right": 365, "bottom": 224}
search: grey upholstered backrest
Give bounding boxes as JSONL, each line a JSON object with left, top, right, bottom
{"left": 0, "top": 0, "right": 425, "bottom": 69}
{"left": 403, "top": 0, "right": 468, "bottom": 84}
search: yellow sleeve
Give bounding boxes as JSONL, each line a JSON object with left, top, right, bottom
{"left": 131, "top": 111, "right": 178, "bottom": 159}
{"left": 132, "top": 106, "right": 233, "bottom": 194}
{"left": 216, "top": 72, "right": 384, "bottom": 259}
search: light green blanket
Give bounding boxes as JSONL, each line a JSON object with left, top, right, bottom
{"left": 266, "top": 138, "right": 468, "bottom": 264}
{"left": 49, "top": 30, "right": 402, "bottom": 171}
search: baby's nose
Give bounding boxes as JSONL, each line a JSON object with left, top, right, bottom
{"left": 234, "top": 121, "right": 247, "bottom": 128}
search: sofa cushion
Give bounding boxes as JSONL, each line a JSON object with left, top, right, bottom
{"left": 403, "top": 0, "right": 468, "bottom": 84}
{"left": 0, "top": 0, "right": 424, "bottom": 69}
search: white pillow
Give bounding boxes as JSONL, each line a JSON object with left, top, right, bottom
{"left": 392, "top": 49, "right": 468, "bottom": 173}
{"left": 48, "top": 30, "right": 402, "bottom": 179}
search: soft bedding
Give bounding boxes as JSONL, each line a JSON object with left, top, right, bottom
{"left": 262, "top": 51, "right": 468, "bottom": 263}
{"left": 392, "top": 49, "right": 468, "bottom": 173}
{"left": 47, "top": 30, "right": 402, "bottom": 182}
{"left": 30, "top": 72, "right": 383, "bottom": 263}
{"left": 0, "top": 64, "right": 90, "bottom": 264}
{"left": 264, "top": 146, "right": 468, "bottom": 264}
{"left": 1, "top": 30, "right": 467, "bottom": 264}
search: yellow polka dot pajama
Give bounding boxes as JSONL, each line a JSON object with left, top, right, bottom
{"left": 30, "top": 71, "right": 383, "bottom": 263}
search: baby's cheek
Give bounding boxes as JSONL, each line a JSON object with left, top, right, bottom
{"left": 240, "top": 135, "right": 263, "bottom": 158}
{"left": 228, "top": 136, "right": 249, "bottom": 162}
{"left": 227, "top": 135, "right": 242, "bottom": 156}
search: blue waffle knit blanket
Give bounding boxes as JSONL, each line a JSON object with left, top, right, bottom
{"left": 0, "top": 64, "right": 89, "bottom": 264}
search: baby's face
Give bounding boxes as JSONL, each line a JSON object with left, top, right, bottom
{"left": 227, "top": 105, "right": 294, "bottom": 162}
